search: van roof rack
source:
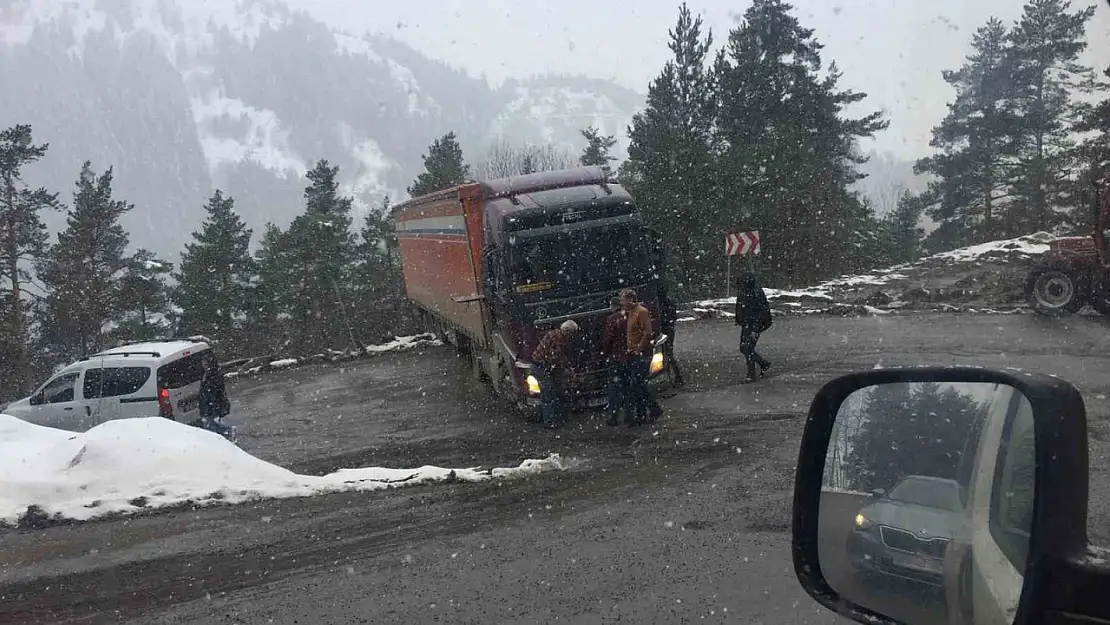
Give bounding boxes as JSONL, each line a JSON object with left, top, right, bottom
{"left": 82, "top": 350, "right": 162, "bottom": 361}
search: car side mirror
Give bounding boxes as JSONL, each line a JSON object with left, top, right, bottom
{"left": 792, "top": 367, "right": 1101, "bottom": 625}
{"left": 868, "top": 488, "right": 884, "bottom": 499}
{"left": 28, "top": 392, "right": 43, "bottom": 406}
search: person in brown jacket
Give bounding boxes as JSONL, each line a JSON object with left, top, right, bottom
{"left": 532, "top": 319, "right": 580, "bottom": 428}
{"left": 601, "top": 300, "right": 631, "bottom": 426}
{"left": 620, "top": 288, "right": 657, "bottom": 426}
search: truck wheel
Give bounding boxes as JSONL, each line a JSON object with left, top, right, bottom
{"left": 1025, "top": 264, "right": 1083, "bottom": 315}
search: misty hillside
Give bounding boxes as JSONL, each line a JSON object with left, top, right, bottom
{"left": 0, "top": 0, "right": 643, "bottom": 254}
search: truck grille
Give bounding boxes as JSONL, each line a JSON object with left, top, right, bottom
{"left": 879, "top": 526, "right": 949, "bottom": 558}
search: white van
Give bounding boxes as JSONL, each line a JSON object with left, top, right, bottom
{"left": 4, "top": 340, "right": 220, "bottom": 431}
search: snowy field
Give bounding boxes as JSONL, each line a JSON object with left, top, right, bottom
{"left": 681, "top": 232, "right": 1054, "bottom": 319}
{"left": 0, "top": 415, "right": 568, "bottom": 526}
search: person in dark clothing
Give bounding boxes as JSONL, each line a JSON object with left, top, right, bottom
{"left": 532, "top": 320, "right": 580, "bottom": 428}
{"left": 734, "top": 272, "right": 773, "bottom": 383}
{"left": 621, "top": 288, "right": 657, "bottom": 426}
{"left": 657, "top": 284, "right": 685, "bottom": 387}
{"left": 198, "top": 352, "right": 235, "bottom": 441}
{"left": 601, "top": 301, "right": 631, "bottom": 426}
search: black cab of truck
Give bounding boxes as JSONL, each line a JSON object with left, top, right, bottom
{"left": 477, "top": 167, "right": 667, "bottom": 406}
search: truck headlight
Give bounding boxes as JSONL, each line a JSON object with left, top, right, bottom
{"left": 526, "top": 374, "right": 541, "bottom": 395}
{"left": 650, "top": 351, "right": 664, "bottom": 375}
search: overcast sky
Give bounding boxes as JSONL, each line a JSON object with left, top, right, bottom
{"left": 285, "top": 0, "right": 1110, "bottom": 160}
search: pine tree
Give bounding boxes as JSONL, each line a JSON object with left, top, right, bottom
{"left": 916, "top": 19, "right": 1019, "bottom": 249}
{"left": 579, "top": 126, "right": 618, "bottom": 167}
{"left": 353, "top": 195, "right": 408, "bottom": 341}
{"left": 715, "top": 0, "right": 887, "bottom": 286}
{"left": 247, "top": 223, "right": 293, "bottom": 351}
{"left": 408, "top": 132, "right": 470, "bottom": 197}
{"left": 881, "top": 192, "right": 926, "bottom": 265}
{"left": 114, "top": 249, "right": 173, "bottom": 343}
{"left": 39, "top": 162, "right": 131, "bottom": 359}
{"left": 285, "top": 160, "right": 357, "bottom": 351}
{"left": 1005, "top": 0, "right": 1097, "bottom": 233}
{"left": 625, "top": 3, "right": 719, "bottom": 297}
{"left": 0, "top": 125, "right": 57, "bottom": 394}
{"left": 175, "top": 190, "right": 254, "bottom": 343}
{"left": 1072, "top": 64, "right": 1110, "bottom": 231}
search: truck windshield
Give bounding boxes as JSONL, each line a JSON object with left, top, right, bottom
{"left": 510, "top": 225, "right": 653, "bottom": 293}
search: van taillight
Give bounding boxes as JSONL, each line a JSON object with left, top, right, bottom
{"left": 158, "top": 388, "right": 173, "bottom": 419}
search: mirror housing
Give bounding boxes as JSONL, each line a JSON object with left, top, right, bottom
{"left": 867, "top": 488, "right": 884, "bottom": 500}
{"left": 28, "top": 392, "right": 43, "bottom": 406}
{"left": 792, "top": 367, "right": 1094, "bottom": 625}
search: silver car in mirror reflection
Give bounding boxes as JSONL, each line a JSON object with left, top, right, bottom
{"left": 847, "top": 475, "right": 966, "bottom": 586}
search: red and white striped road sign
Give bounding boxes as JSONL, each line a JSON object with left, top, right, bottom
{"left": 725, "top": 231, "right": 760, "bottom": 256}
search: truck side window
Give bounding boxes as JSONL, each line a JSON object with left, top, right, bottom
{"left": 990, "top": 392, "right": 1035, "bottom": 571}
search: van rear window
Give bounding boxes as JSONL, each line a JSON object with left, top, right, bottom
{"left": 83, "top": 367, "right": 151, "bottom": 399}
{"left": 156, "top": 352, "right": 209, "bottom": 390}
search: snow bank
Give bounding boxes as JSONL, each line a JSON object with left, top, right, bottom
{"left": 226, "top": 333, "right": 444, "bottom": 379}
{"left": 680, "top": 232, "right": 1055, "bottom": 319}
{"left": 364, "top": 333, "right": 443, "bottom": 354}
{"left": 930, "top": 231, "right": 1053, "bottom": 263}
{"left": 0, "top": 416, "right": 568, "bottom": 525}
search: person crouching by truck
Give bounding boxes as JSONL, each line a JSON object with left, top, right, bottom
{"left": 621, "top": 288, "right": 659, "bottom": 426}
{"left": 532, "top": 320, "right": 580, "bottom": 429}
{"left": 601, "top": 299, "right": 632, "bottom": 426}
{"left": 734, "top": 272, "right": 773, "bottom": 384}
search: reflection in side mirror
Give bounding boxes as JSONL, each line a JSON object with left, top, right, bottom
{"left": 818, "top": 381, "right": 1034, "bottom": 625}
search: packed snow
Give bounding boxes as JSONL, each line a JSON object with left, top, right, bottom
{"left": 0, "top": 416, "right": 568, "bottom": 525}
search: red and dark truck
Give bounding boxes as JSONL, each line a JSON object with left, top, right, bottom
{"left": 391, "top": 166, "right": 669, "bottom": 414}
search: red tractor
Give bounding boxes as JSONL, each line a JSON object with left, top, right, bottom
{"left": 1024, "top": 179, "right": 1110, "bottom": 316}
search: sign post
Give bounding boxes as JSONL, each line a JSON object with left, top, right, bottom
{"left": 724, "top": 230, "right": 761, "bottom": 298}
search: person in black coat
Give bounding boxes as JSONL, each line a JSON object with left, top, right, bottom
{"left": 734, "top": 272, "right": 773, "bottom": 383}
{"left": 198, "top": 352, "right": 234, "bottom": 440}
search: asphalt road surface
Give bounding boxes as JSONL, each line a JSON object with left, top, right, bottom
{"left": 2, "top": 312, "right": 1109, "bottom": 625}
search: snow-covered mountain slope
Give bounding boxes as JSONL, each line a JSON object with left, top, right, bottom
{"left": 0, "top": 0, "right": 644, "bottom": 254}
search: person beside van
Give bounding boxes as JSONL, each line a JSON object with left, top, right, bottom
{"left": 532, "top": 320, "right": 580, "bottom": 429}
{"left": 198, "top": 352, "right": 235, "bottom": 440}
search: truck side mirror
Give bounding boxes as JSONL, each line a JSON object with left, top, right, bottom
{"left": 791, "top": 367, "right": 1101, "bottom": 625}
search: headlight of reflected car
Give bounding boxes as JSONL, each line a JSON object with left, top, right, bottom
{"left": 855, "top": 513, "right": 875, "bottom": 530}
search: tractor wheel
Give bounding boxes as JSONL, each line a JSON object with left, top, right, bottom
{"left": 1025, "top": 264, "right": 1083, "bottom": 316}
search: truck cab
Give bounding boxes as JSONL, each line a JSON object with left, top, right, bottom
{"left": 477, "top": 171, "right": 667, "bottom": 409}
